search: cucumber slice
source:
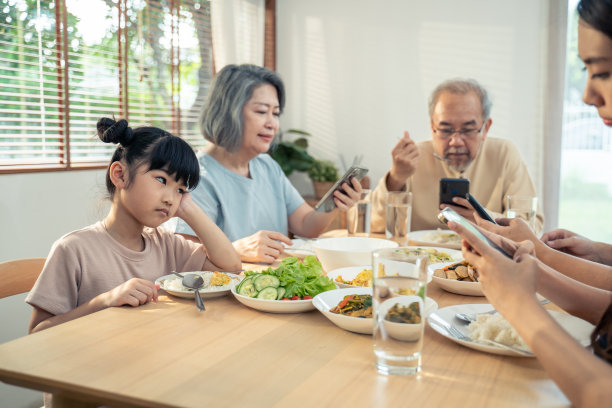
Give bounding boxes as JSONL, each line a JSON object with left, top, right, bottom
{"left": 257, "top": 287, "right": 278, "bottom": 300}
{"left": 238, "top": 277, "right": 258, "bottom": 297}
{"left": 253, "top": 274, "right": 280, "bottom": 291}
{"left": 276, "top": 287, "right": 286, "bottom": 300}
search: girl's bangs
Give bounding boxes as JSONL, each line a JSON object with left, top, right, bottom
{"left": 148, "top": 137, "right": 200, "bottom": 190}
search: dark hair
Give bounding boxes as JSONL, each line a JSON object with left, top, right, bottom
{"left": 97, "top": 118, "right": 200, "bottom": 197}
{"left": 577, "top": 0, "right": 612, "bottom": 40}
{"left": 199, "top": 64, "right": 285, "bottom": 153}
{"left": 591, "top": 301, "right": 612, "bottom": 364}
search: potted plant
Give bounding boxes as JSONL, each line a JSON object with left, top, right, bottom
{"left": 268, "top": 129, "right": 314, "bottom": 177}
{"left": 308, "top": 159, "right": 340, "bottom": 199}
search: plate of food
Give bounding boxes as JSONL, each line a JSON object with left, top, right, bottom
{"left": 326, "top": 265, "right": 373, "bottom": 288}
{"left": 283, "top": 238, "right": 315, "bottom": 258}
{"left": 409, "top": 229, "right": 462, "bottom": 250}
{"left": 427, "top": 304, "right": 594, "bottom": 357}
{"left": 231, "top": 287, "right": 316, "bottom": 313}
{"left": 327, "top": 264, "right": 434, "bottom": 288}
{"left": 429, "top": 261, "right": 484, "bottom": 296}
{"left": 313, "top": 287, "right": 438, "bottom": 335}
{"left": 394, "top": 246, "right": 462, "bottom": 264}
{"left": 156, "top": 271, "right": 242, "bottom": 299}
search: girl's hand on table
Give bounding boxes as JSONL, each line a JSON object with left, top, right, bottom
{"left": 448, "top": 220, "right": 540, "bottom": 317}
{"left": 333, "top": 177, "right": 363, "bottom": 211}
{"left": 105, "top": 278, "right": 158, "bottom": 308}
{"left": 234, "top": 230, "right": 292, "bottom": 264}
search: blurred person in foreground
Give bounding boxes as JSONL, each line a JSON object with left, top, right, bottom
{"left": 369, "top": 78, "right": 544, "bottom": 232}
{"left": 449, "top": 2, "right": 612, "bottom": 405}
{"left": 174, "top": 64, "right": 362, "bottom": 263}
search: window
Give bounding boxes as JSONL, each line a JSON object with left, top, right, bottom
{"left": 0, "top": 0, "right": 213, "bottom": 173}
{"left": 559, "top": 0, "right": 612, "bottom": 242}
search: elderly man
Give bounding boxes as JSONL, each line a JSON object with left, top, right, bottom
{"left": 370, "top": 78, "right": 543, "bottom": 233}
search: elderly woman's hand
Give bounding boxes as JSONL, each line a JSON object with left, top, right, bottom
{"left": 448, "top": 220, "right": 540, "bottom": 317}
{"left": 332, "top": 177, "right": 363, "bottom": 211}
{"left": 233, "top": 230, "right": 292, "bottom": 264}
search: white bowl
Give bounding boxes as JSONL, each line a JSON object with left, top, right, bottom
{"left": 312, "top": 287, "right": 437, "bottom": 335}
{"left": 379, "top": 295, "right": 425, "bottom": 341}
{"left": 428, "top": 262, "right": 484, "bottom": 296}
{"left": 230, "top": 287, "right": 316, "bottom": 313}
{"left": 312, "top": 237, "right": 398, "bottom": 272}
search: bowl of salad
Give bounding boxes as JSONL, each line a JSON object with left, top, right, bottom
{"left": 232, "top": 256, "right": 337, "bottom": 313}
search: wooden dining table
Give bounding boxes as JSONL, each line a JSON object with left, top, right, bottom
{"left": 0, "top": 235, "right": 570, "bottom": 407}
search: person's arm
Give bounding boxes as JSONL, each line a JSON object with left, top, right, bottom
{"left": 176, "top": 192, "right": 241, "bottom": 271}
{"left": 288, "top": 178, "right": 362, "bottom": 238}
{"left": 29, "top": 278, "right": 158, "bottom": 333}
{"left": 475, "top": 215, "right": 612, "bottom": 291}
{"left": 448, "top": 221, "right": 612, "bottom": 408}
{"left": 542, "top": 228, "right": 612, "bottom": 266}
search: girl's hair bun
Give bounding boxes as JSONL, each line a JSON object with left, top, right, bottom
{"left": 97, "top": 117, "right": 134, "bottom": 146}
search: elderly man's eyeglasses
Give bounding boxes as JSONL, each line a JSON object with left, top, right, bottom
{"left": 433, "top": 122, "right": 486, "bottom": 139}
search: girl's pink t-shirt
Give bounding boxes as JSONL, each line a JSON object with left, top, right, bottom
{"left": 26, "top": 221, "right": 207, "bottom": 316}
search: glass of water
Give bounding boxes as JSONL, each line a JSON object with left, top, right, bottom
{"left": 385, "top": 191, "right": 412, "bottom": 245}
{"left": 505, "top": 195, "right": 538, "bottom": 231}
{"left": 372, "top": 247, "right": 428, "bottom": 375}
{"left": 346, "top": 189, "right": 371, "bottom": 236}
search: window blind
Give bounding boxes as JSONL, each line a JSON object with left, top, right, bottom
{"left": 0, "top": 0, "right": 213, "bottom": 173}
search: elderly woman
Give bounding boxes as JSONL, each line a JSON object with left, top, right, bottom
{"left": 175, "top": 64, "right": 361, "bottom": 263}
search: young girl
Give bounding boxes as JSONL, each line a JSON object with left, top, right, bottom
{"left": 26, "top": 117, "right": 241, "bottom": 333}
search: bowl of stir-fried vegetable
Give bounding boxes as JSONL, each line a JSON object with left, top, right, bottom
{"left": 379, "top": 295, "right": 425, "bottom": 341}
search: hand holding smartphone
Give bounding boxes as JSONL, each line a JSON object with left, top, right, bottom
{"left": 438, "top": 207, "right": 511, "bottom": 258}
{"left": 314, "top": 165, "right": 369, "bottom": 212}
{"left": 439, "top": 178, "right": 469, "bottom": 206}
{"left": 466, "top": 193, "right": 496, "bottom": 224}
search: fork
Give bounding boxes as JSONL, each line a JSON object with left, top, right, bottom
{"left": 455, "top": 299, "right": 550, "bottom": 323}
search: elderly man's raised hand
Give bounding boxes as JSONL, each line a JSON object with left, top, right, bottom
{"left": 387, "top": 131, "right": 419, "bottom": 191}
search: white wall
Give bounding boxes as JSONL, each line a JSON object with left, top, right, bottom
{"left": 276, "top": 0, "right": 564, "bottom": 230}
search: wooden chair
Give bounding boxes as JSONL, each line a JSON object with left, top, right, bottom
{"left": 0, "top": 258, "right": 46, "bottom": 299}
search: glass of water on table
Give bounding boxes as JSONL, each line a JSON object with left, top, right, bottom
{"left": 372, "top": 247, "right": 428, "bottom": 375}
{"left": 505, "top": 195, "right": 538, "bottom": 231}
{"left": 385, "top": 191, "right": 412, "bottom": 245}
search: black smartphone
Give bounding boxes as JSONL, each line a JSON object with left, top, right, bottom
{"left": 437, "top": 208, "right": 511, "bottom": 258}
{"left": 466, "top": 193, "right": 497, "bottom": 224}
{"left": 439, "top": 178, "right": 469, "bottom": 206}
{"left": 314, "top": 165, "right": 369, "bottom": 212}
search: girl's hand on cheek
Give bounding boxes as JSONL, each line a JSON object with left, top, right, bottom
{"left": 175, "top": 192, "right": 195, "bottom": 220}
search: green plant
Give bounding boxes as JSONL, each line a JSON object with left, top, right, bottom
{"left": 308, "top": 159, "right": 339, "bottom": 182}
{"left": 269, "top": 129, "right": 314, "bottom": 176}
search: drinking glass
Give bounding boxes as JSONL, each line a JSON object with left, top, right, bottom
{"left": 346, "top": 189, "right": 371, "bottom": 236}
{"left": 505, "top": 195, "right": 538, "bottom": 231}
{"left": 372, "top": 248, "right": 428, "bottom": 375}
{"left": 385, "top": 191, "right": 412, "bottom": 245}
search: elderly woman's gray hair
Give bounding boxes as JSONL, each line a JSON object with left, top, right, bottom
{"left": 199, "top": 64, "right": 285, "bottom": 152}
{"left": 428, "top": 79, "right": 492, "bottom": 121}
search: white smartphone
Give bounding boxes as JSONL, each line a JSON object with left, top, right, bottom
{"left": 314, "top": 165, "right": 368, "bottom": 212}
{"left": 437, "top": 207, "right": 511, "bottom": 258}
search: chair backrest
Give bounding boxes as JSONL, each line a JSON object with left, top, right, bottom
{"left": 0, "top": 258, "right": 46, "bottom": 299}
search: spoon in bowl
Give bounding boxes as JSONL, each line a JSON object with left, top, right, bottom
{"left": 173, "top": 272, "right": 205, "bottom": 311}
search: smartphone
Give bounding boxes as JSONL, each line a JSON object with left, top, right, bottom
{"left": 466, "top": 193, "right": 497, "bottom": 224}
{"left": 314, "top": 165, "right": 369, "bottom": 212}
{"left": 440, "top": 178, "right": 469, "bottom": 206}
{"left": 437, "top": 207, "right": 511, "bottom": 258}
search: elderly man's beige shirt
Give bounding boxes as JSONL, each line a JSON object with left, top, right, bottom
{"left": 370, "top": 137, "right": 543, "bottom": 233}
